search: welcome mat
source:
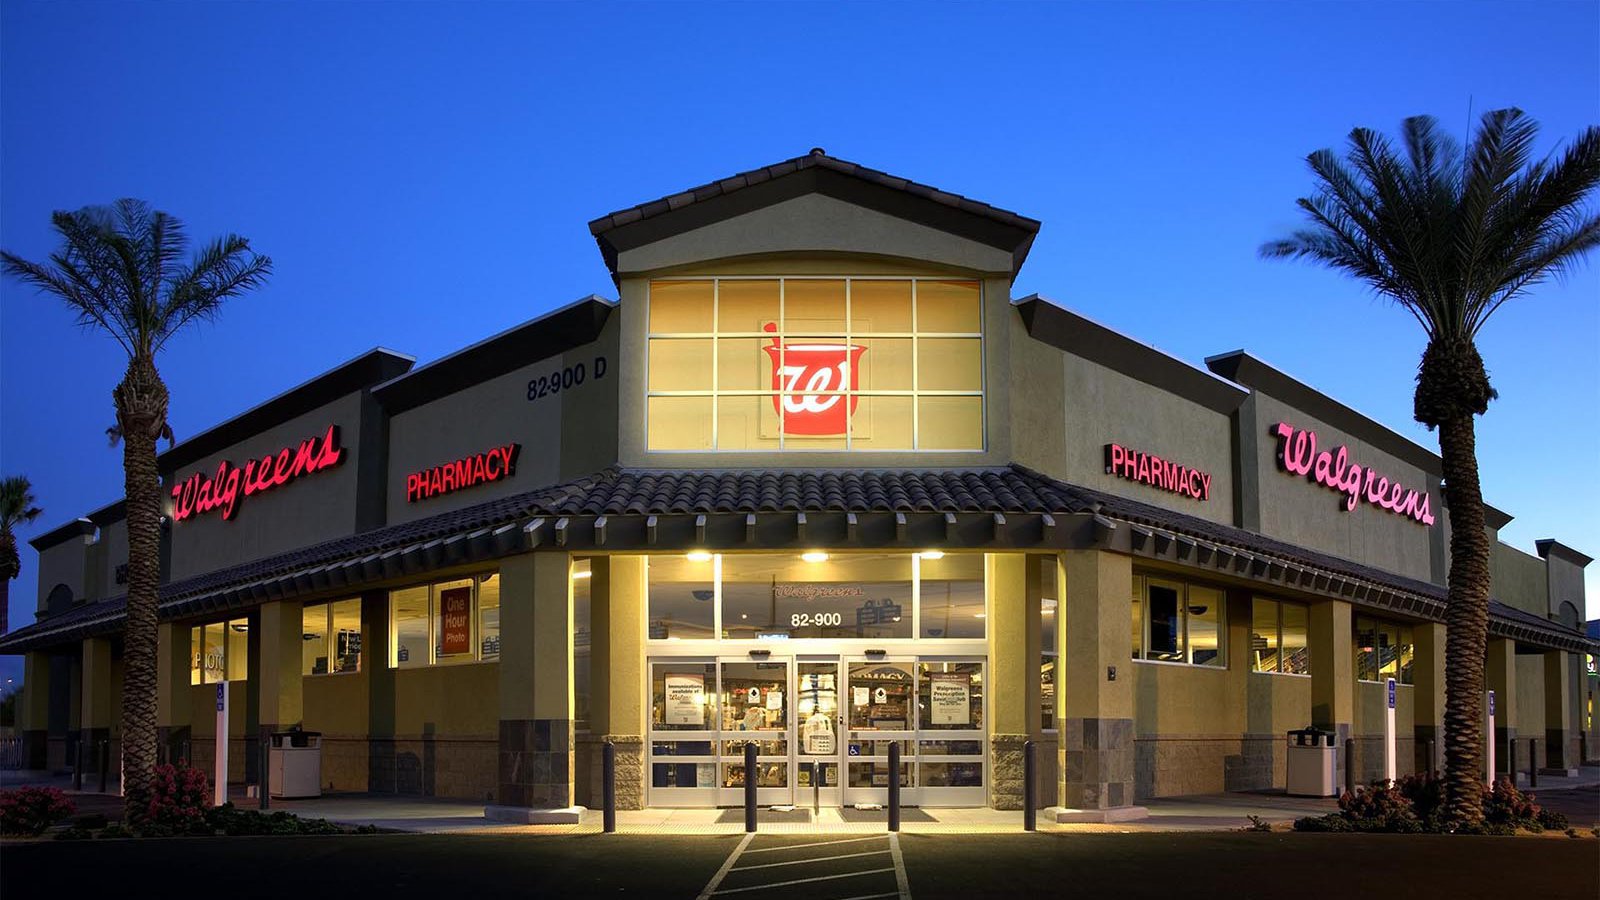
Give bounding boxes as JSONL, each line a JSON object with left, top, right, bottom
{"left": 715, "top": 808, "right": 814, "bottom": 824}
{"left": 837, "top": 807, "right": 936, "bottom": 823}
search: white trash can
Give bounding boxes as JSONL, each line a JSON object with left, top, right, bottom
{"left": 1285, "top": 728, "right": 1338, "bottom": 797}
{"left": 269, "top": 731, "right": 323, "bottom": 799}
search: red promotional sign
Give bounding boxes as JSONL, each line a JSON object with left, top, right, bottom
{"left": 439, "top": 587, "right": 472, "bottom": 655}
{"left": 407, "top": 444, "right": 519, "bottom": 503}
{"left": 169, "top": 424, "right": 345, "bottom": 523}
{"left": 1272, "top": 422, "right": 1435, "bottom": 526}
{"left": 762, "top": 324, "right": 866, "bottom": 436}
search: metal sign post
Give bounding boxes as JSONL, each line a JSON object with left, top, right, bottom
{"left": 1485, "top": 689, "right": 1496, "bottom": 786}
{"left": 214, "top": 683, "right": 229, "bottom": 807}
{"left": 1383, "top": 678, "right": 1397, "bottom": 783}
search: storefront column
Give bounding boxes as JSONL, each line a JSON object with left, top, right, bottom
{"left": 985, "top": 552, "right": 1036, "bottom": 810}
{"left": 157, "top": 622, "right": 193, "bottom": 761}
{"left": 590, "top": 555, "right": 646, "bottom": 809}
{"left": 1056, "top": 550, "right": 1143, "bottom": 821}
{"left": 1485, "top": 637, "right": 1516, "bottom": 776}
{"left": 255, "top": 600, "right": 305, "bottom": 782}
{"left": 20, "top": 651, "right": 51, "bottom": 769}
{"left": 80, "top": 637, "right": 114, "bottom": 781}
{"left": 1308, "top": 599, "right": 1353, "bottom": 782}
{"left": 1412, "top": 622, "right": 1446, "bottom": 776}
{"left": 489, "top": 551, "right": 579, "bottom": 822}
{"left": 1542, "top": 650, "right": 1576, "bottom": 774}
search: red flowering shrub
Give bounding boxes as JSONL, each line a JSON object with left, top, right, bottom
{"left": 147, "top": 761, "right": 212, "bottom": 833}
{"left": 1, "top": 786, "right": 76, "bottom": 836}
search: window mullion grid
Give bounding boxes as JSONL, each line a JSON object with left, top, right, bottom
{"left": 845, "top": 278, "right": 852, "bottom": 452}
{"left": 777, "top": 279, "right": 786, "bottom": 451}
{"left": 711, "top": 279, "right": 720, "bottom": 452}
{"left": 911, "top": 278, "right": 920, "bottom": 450}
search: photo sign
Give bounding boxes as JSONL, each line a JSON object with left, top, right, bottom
{"left": 439, "top": 587, "right": 472, "bottom": 655}
{"left": 665, "top": 673, "right": 706, "bottom": 726}
{"left": 929, "top": 672, "right": 971, "bottom": 726}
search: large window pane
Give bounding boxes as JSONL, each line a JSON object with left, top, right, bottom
{"left": 647, "top": 397, "right": 714, "bottom": 451}
{"left": 717, "top": 280, "right": 779, "bottom": 333}
{"left": 476, "top": 575, "right": 500, "bottom": 662}
{"left": 854, "top": 338, "right": 914, "bottom": 391}
{"left": 225, "top": 619, "right": 249, "bottom": 681}
{"left": 849, "top": 662, "right": 915, "bottom": 730}
{"left": 720, "top": 661, "right": 789, "bottom": 732}
{"left": 647, "top": 555, "right": 716, "bottom": 640}
{"left": 916, "top": 280, "right": 981, "bottom": 332}
{"left": 303, "top": 605, "right": 330, "bottom": 675}
{"left": 1188, "top": 586, "right": 1224, "bottom": 667}
{"left": 433, "top": 579, "right": 475, "bottom": 663}
{"left": 330, "top": 599, "right": 362, "bottom": 673}
{"left": 1252, "top": 599, "right": 1281, "bottom": 673}
{"left": 714, "top": 338, "right": 770, "bottom": 393}
{"left": 393, "top": 586, "right": 430, "bottom": 668}
{"left": 849, "top": 395, "right": 913, "bottom": 450}
{"left": 716, "top": 395, "right": 782, "bottom": 451}
{"left": 916, "top": 396, "right": 983, "bottom": 450}
{"left": 916, "top": 338, "right": 982, "bottom": 392}
{"left": 649, "top": 338, "right": 714, "bottom": 391}
{"left": 919, "top": 554, "right": 984, "bottom": 639}
{"left": 1146, "top": 581, "right": 1184, "bottom": 662}
{"left": 723, "top": 553, "right": 913, "bottom": 640}
{"left": 573, "top": 561, "right": 591, "bottom": 732}
{"left": 851, "top": 280, "right": 913, "bottom": 333}
{"left": 784, "top": 279, "right": 846, "bottom": 333}
{"left": 1281, "top": 602, "right": 1309, "bottom": 675}
{"left": 1398, "top": 626, "right": 1415, "bottom": 685}
{"left": 649, "top": 280, "right": 713, "bottom": 333}
{"left": 190, "top": 626, "right": 203, "bottom": 685}
{"left": 1131, "top": 577, "right": 1144, "bottom": 660}
{"left": 652, "top": 662, "right": 716, "bottom": 731}
{"left": 202, "top": 623, "right": 226, "bottom": 684}
{"left": 917, "top": 661, "right": 983, "bottom": 731}
{"left": 1354, "top": 617, "right": 1379, "bottom": 682}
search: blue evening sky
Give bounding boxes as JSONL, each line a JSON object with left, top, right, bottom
{"left": 2, "top": 1, "right": 1597, "bottom": 689}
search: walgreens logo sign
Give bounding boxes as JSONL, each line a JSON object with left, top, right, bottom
{"left": 1272, "top": 422, "right": 1435, "bottom": 526}
{"left": 763, "top": 323, "right": 864, "bottom": 436}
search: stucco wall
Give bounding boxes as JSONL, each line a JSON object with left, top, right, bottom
{"left": 1243, "top": 393, "right": 1440, "bottom": 582}
{"left": 385, "top": 322, "right": 620, "bottom": 525}
{"left": 1515, "top": 655, "right": 1546, "bottom": 737}
{"left": 165, "top": 392, "right": 371, "bottom": 580}
{"left": 1490, "top": 543, "right": 1550, "bottom": 618}
{"left": 33, "top": 538, "right": 89, "bottom": 616}
{"left": 85, "top": 519, "right": 129, "bottom": 604}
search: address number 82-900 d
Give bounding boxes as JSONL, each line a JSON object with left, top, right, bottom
{"left": 791, "top": 612, "right": 843, "bottom": 627}
{"left": 527, "top": 356, "right": 607, "bottom": 402}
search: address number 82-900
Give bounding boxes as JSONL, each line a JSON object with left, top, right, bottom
{"left": 791, "top": 612, "right": 843, "bottom": 627}
{"left": 527, "top": 356, "right": 607, "bottom": 402}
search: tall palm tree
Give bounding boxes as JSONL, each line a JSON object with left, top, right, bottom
{"left": 1262, "top": 109, "right": 1600, "bottom": 824}
{"left": 0, "top": 476, "right": 44, "bottom": 635}
{"left": 3, "top": 201, "right": 270, "bottom": 824}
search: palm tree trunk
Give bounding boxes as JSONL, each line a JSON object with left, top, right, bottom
{"left": 115, "top": 355, "right": 168, "bottom": 826}
{"left": 1438, "top": 411, "right": 1491, "bottom": 823}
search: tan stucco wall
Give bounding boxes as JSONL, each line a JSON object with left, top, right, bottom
{"left": 33, "top": 537, "right": 90, "bottom": 616}
{"left": 1490, "top": 543, "right": 1550, "bottom": 618}
{"left": 1515, "top": 654, "right": 1547, "bottom": 736}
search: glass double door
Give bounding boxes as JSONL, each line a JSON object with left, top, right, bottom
{"left": 648, "top": 654, "right": 986, "bottom": 808}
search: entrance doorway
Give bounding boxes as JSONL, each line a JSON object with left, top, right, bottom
{"left": 647, "top": 653, "right": 986, "bottom": 808}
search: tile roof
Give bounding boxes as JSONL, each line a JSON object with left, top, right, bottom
{"left": 587, "top": 149, "right": 1042, "bottom": 239}
{"left": 3, "top": 466, "right": 1592, "bottom": 655}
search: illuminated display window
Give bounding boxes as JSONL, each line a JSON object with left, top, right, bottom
{"left": 189, "top": 618, "right": 249, "bottom": 685}
{"left": 646, "top": 278, "right": 984, "bottom": 451}
{"left": 302, "top": 598, "right": 363, "bottom": 676}
{"left": 1131, "top": 573, "right": 1226, "bottom": 668}
{"left": 1354, "top": 615, "right": 1415, "bottom": 685}
{"left": 1251, "top": 597, "right": 1310, "bottom": 676}
{"left": 389, "top": 572, "right": 501, "bottom": 668}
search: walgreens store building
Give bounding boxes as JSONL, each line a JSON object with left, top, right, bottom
{"left": 6, "top": 151, "right": 1596, "bottom": 821}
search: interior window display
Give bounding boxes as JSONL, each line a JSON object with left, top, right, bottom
{"left": 1251, "top": 597, "right": 1311, "bottom": 676}
{"left": 647, "top": 554, "right": 716, "bottom": 640}
{"left": 302, "top": 598, "right": 362, "bottom": 675}
{"left": 1041, "top": 557, "right": 1058, "bottom": 731}
{"left": 918, "top": 552, "right": 984, "bottom": 639}
{"left": 849, "top": 662, "right": 915, "bottom": 730}
{"left": 573, "top": 560, "right": 591, "bottom": 732}
{"left": 1354, "top": 615, "right": 1415, "bottom": 684}
{"left": 646, "top": 277, "right": 984, "bottom": 451}
{"left": 718, "top": 661, "right": 789, "bottom": 789}
{"left": 722, "top": 553, "right": 914, "bottom": 640}
{"left": 389, "top": 573, "right": 501, "bottom": 668}
{"left": 650, "top": 661, "right": 717, "bottom": 792}
{"left": 797, "top": 662, "right": 840, "bottom": 789}
{"left": 1132, "top": 574, "right": 1227, "bottom": 668}
{"left": 189, "top": 618, "right": 249, "bottom": 684}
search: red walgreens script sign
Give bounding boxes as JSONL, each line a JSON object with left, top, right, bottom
{"left": 763, "top": 323, "right": 865, "bottom": 435}
{"left": 170, "top": 425, "right": 345, "bottom": 522}
{"left": 439, "top": 587, "right": 472, "bottom": 655}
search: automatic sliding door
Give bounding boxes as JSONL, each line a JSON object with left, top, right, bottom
{"left": 648, "top": 660, "right": 718, "bottom": 807}
{"left": 844, "top": 659, "right": 916, "bottom": 806}
{"left": 917, "top": 659, "right": 985, "bottom": 806}
{"left": 717, "top": 659, "right": 792, "bottom": 806}
{"left": 796, "top": 660, "right": 842, "bottom": 807}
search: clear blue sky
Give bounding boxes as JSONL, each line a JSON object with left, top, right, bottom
{"left": 2, "top": 1, "right": 1597, "bottom": 690}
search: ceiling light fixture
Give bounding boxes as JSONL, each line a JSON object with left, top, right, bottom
{"left": 801, "top": 551, "right": 829, "bottom": 563}
{"left": 686, "top": 551, "right": 713, "bottom": 562}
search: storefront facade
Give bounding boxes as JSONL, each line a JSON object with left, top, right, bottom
{"left": 5, "top": 150, "right": 1595, "bottom": 821}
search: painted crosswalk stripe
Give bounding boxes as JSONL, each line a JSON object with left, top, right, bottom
{"left": 732, "top": 849, "right": 891, "bottom": 871}
{"left": 741, "top": 835, "right": 887, "bottom": 854}
{"left": 711, "top": 868, "right": 899, "bottom": 894}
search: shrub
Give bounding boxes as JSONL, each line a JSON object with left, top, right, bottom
{"left": 1292, "top": 813, "right": 1353, "bottom": 832}
{"left": 1290, "top": 774, "right": 1562, "bottom": 836}
{"left": 204, "top": 803, "right": 344, "bottom": 837}
{"left": 1243, "top": 814, "right": 1271, "bottom": 832}
{"left": 147, "top": 761, "right": 212, "bottom": 834}
{"left": 1334, "top": 780, "right": 1422, "bottom": 832}
{"left": 0, "top": 787, "right": 76, "bottom": 836}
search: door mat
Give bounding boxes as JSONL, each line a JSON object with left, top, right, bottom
{"left": 837, "top": 807, "right": 936, "bottom": 823}
{"left": 715, "top": 808, "right": 815, "bottom": 824}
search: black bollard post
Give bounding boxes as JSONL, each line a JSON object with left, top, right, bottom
{"left": 1528, "top": 739, "right": 1538, "bottom": 789}
{"left": 1507, "top": 739, "right": 1518, "bottom": 787}
{"left": 1023, "top": 740, "right": 1037, "bottom": 832}
{"left": 888, "top": 741, "right": 901, "bottom": 833}
{"left": 602, "top": 740, "right": 617, "bottom": 834}
{"left": 1343, "top": 738, "right": 1355, "bottom": 795}
{"left": 744, "top": 742, "right": 758, "bottom": 833}
{"left": 98, "top": 741, "right": 109, "bottom": 793}
{"left": 72, "top": 739, "right": 84, "bottom": 791}
{"left": 259, "top": 735, "right": 270, "bottom": 810}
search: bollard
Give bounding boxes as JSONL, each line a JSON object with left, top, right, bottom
{"left": 72, "top": 739, "right": 84, "bottom": 791}
{"left": 1507, "top": 739, "right": 1518, "bottom": 787}
{"left": 887, "top": 742, "right": 901, "bottom": 833}
{"left": 1425, "top": 739, "right": 1436, "bottom": 779}
{"left": 98, "top": 741, "right": 109, "bottom": 794}
{"left": 744, "top": 742, "right": 758, "bottom": 833}
{"left": 1023, "top": 740, "right": 1037, "bottom": 832}
{"left": 259, "top": 735, "right": 270, "bottom": 810}
{"left": 1343, "top": 738, "right": 1355, "bottom": 795}
{"left": 1528, "top": 739, "right": 1538, "bottom": 789}
{"left": 602, "top": 740, "right": 617, "bottom": 834}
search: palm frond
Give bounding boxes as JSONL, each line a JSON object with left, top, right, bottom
{"left": 156, "top": 235, "right": 272, "bottom": 352}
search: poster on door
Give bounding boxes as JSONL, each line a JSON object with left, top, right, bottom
{"left": 929, "top": 673, "right": 971, "bottom": 726}
{"left": 439, "top": 587, "right": 473, "bottom": 655}
{"left": 664, "top": 673, "right": 706, "bottom": 726}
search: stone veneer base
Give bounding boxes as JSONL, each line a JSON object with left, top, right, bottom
{"left": 1053, "top": 805, "right": 1150, "bottom": 824}
{"left": 484, "top": 804, "right": 585, "bottom": 825}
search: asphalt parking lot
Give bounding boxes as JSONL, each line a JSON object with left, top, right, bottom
{"left": 5, "top": 831, "right": 1596, "bottom": 899}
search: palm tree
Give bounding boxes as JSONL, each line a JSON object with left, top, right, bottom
{"left": 0, "top": 476, "right": 44, "bottom": 635}
{"left": 1262, "top": 109, "right": 1600, "bottom": 824}
{"left": 2, "top": 201, "right": 270, "bottom": 824}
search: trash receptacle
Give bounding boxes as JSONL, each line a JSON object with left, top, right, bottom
{"left": 269, "top": 730, "right": 322, "bottom": 799}
{"left": 1286, "top": 727, "right": 1337, "bottom": 797}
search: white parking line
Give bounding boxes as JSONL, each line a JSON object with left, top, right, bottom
{"left": 732, "top": 849, "right": 891, "bottom": 871}
{"left": 696, "top": 832, "right": 911, "bottom": 900}
{"left": 741, "top": 835, "right": 886, "bottom": 854}
{"left": 712, "top": 868, "right": 899, "bottom": 894}
{"left": 889, "top": 833, "right": 911, "bottom": 900}
{"left": 694, "top": 833, "right": 754, "bottom": 900}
